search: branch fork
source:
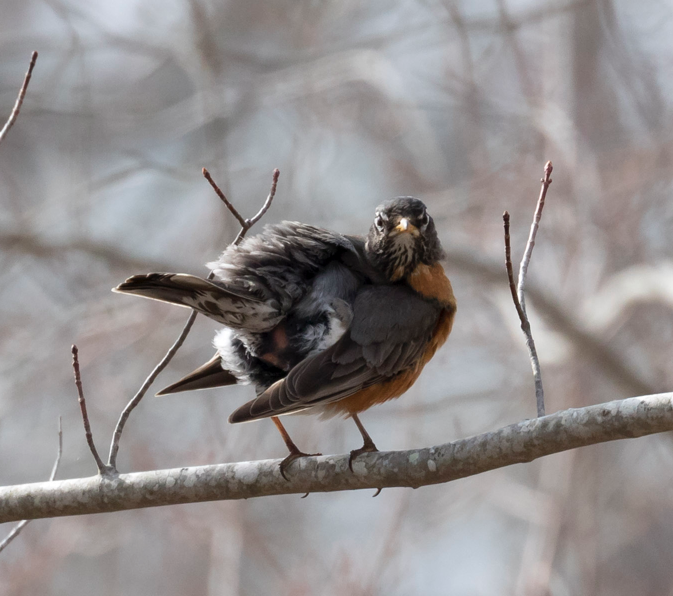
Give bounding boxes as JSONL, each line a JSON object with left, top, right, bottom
{"left": 503, "top": 160, "right": 553, "bottom": 417}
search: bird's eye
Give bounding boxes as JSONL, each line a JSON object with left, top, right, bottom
{"left": 419, "top": 210, "right": 429, "bottom": 230}
{"left": 374, "top": 214, "right": 385, "bottom": 232}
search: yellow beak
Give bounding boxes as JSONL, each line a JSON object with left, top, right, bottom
{"left": 394, "top": 218, "right": 417, "bottom": 234}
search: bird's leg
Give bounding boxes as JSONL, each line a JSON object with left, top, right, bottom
{"left": 349, "top": 413, "right": 379, "bottom": 472}
{"left": 271, "top": 416, "right": 321, "bottom": 481}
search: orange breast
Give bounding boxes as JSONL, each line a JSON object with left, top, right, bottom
{"left": 326, "top": 263, "right": 456, "bottom": 417}
{"left": 408, "top": 262, "right": 456, "bottom": 308}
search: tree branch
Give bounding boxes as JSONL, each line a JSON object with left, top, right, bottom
{"left": 1, "top": 392, "right": 671, "bottom": 524}
{"left": 0, "top": 51, "right": 38, "bottom": 145}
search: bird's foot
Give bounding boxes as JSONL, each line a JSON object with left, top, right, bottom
{"left": 348, "top": 441, "right": 379, "bottom": 472}
{"left": 279, "top": 449, "right": 321, "bottom": 481}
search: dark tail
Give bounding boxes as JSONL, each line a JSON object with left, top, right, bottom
{"left": 156, "top": 353, "right": 238, "bottom": 396}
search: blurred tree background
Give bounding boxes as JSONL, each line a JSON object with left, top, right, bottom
{"left": 2, "top": 0, "right": 673, "bottom": 594}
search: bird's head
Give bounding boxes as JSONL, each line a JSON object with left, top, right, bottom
{"left": 365, "top": 197, "right": 444, "bottom": 281}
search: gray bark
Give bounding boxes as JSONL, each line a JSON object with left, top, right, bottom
{"left": 1, "top": 392, "right": 672, "bottom": 524}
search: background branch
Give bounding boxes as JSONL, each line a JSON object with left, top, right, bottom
{"left": 0, "top": 232, "right": 174, "bottom": 271}
{"left": 1, "top": 392, "right": 671, "bottom": 524}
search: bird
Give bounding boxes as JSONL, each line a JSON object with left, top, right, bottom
{"left": 114, "top": 197, "right": 456, "bottom": 478}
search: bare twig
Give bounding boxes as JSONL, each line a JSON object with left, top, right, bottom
{"left": 517, "top": 161, "right": 553, "bottom": 314}
{"left": 0, "top": 51, "right": 38, "bottom": 145}
{"left": 503, "top": 162, "right": 552, "bottom": 417}
{"left": 72, "top": 346, "right": 108, "bottom": 474}
{"left": 202, "top": 168, "right": 248, "bottom": 229}
{"left": 1, "top": 391, "right": 673, "bottom": 524}
{"left": 107, "top": 311, "right": 199, "bottom": 469}
{"left": 503, "top": 212, "right": 527, "bottom": 324}
{"left": 107, "top": 168, "right": 280, "bottom": 471}
{"left": 248, "top": 168, "right": 280, "bottom": 228}
{"left": 49, "top": 417, "right": 64, "bottom": 482}
{"left": 0, "top": 417, "right": 62, "bottom": 554}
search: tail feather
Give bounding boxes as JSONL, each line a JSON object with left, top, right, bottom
{"left": 156, "top": 353, "right": 237, "bottom": 396}
{"left": 114, "top": 273, "right": 282, "bottom": 330}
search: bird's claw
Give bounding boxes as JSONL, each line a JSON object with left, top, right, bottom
{"left": 348, "top": 442, "right": 379, "bottom": 472}
{"left": 279, "top": 450, "right": 321, "bottom": 481}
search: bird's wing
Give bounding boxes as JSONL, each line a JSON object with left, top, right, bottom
{"left": 114, "top": 273, "right": 283, "bottom": 330}
{"left": 208, "top": 222, "right": 362, "bottom": 312}
{"left": 228, "top": 284, "right": 441, "bottom": 422}
{"left": 115, "top": 222, "right": 362, "bottom": 332}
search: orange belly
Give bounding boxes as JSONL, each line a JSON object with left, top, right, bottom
{"left": 325, "top": 262, "right": 456, "bottom": 417}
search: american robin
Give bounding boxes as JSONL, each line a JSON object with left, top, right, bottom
{"left": 114, "top": 197, "right": 456, "bottom": 478}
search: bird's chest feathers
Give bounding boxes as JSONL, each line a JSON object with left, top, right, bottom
{"left": 329, "top": 263, "right": 456, "bottom": 416}
{"left": 408, "top": 262, "right": 456, "bottom": 359}
{"left": 407, "top": 263, "right": 456, "bottom": 309}
{"left": 406, "top": 262, "right": 456, "bottom": 368}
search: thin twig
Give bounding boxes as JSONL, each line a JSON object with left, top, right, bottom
{"left": 517, "top": 160, "right": 553, "bottom": 314}
{"left": 49, "top": 417, "right": 63, "bottom": 482}
{"left": 503, "top": 161, "right": 552, "bottom": 417}
{"left": 202, "top": 168, "right": 247, "bottom": 229}
{"left": 107, "top": 168, "right": 280, "bottom": 471}
{"left": 107, "top": 311, "right": 198, "bottom": 469}
{"left": 0, "top": 51, "right": 38, "bottom": 145}
{"left": 503, "top": 212, "right": 527, "bottom": 324}
{"left": 0, "top": 417, "right": 62, "bottom": 554}
{"left": 248, "top": 168, "right": 280, "bottom": 228}
{"left": 72, "top": 346, "right": 108, "bottom": 474}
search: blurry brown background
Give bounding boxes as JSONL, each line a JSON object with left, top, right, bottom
{"left": 2, "top": 0, "right": 673, "bottom": 594}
